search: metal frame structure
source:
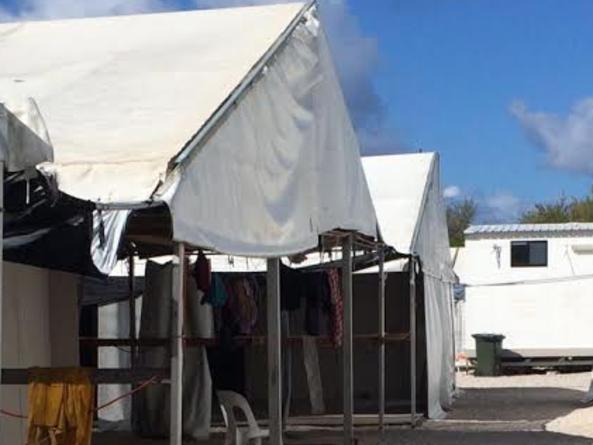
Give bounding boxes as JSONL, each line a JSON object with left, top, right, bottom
{"left": 0, "top": 234, "right": 415, "bottom": 445}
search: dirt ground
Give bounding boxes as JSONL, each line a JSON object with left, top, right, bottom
{"left": 94, "top": 372, "right": 593, "bottom": 444}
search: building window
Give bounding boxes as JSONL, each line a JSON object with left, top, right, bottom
{"left": 511, "top": 240, "right": 548, "bottom": 267}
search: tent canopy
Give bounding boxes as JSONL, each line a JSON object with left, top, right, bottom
{"left": 0, "top": 2, "right": 378, "bottom": 270}
{"left": 362, "top": 153, "right": 454, "bottom": 281}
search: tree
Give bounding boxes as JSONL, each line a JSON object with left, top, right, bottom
{"left": 520, "top": 188, "right": 593, "bottom": 223}
{"left": 447, "top": 198, "right": 477, "bottom": 247}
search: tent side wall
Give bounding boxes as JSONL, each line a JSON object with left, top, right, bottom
{"left": 1, "top": 263, "right": 79, "bottom": 445}
{"left": 412, "top": 154, "right": 456, "bottom": 419}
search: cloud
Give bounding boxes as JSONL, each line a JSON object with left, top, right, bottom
{"left": 443, "top": 185, "right": 461, "bottom": 199}
{"left": 194, "top": 0, "right": 398, "bottom": 154}
{"left": 510, "top": 98, "right": 593, "bottom": 176}
{"left": 0, "top": 0, "right": 170, "bottom": 20}
{"left": 480, "top": 191, "right": 523, "bottom": 223}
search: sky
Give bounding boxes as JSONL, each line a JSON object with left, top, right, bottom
{"left": 1, "top": 0, "right": 592, "bottom": 222}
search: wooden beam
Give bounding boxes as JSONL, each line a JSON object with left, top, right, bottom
{"left": 78, "top": 334, "right": 410, "bottom": 349}
{"left": 1, "top": 368, "right": 169, "bottom": 385}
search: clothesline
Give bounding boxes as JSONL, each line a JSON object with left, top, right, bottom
{"left": 0, "top": 375, "right": 159, "bottom": 421}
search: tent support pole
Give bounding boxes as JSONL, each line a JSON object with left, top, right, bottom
{"left": 342, "top": 235, "right": 354, "bottom": 444}
{"left": 378, "top": 248, "right": 386, "bottom": 433}
{"left": 409, "top": 256, "right": 417, "bottom": 427}
{"left": 0, "top": 162, "right": 4, "bottom": 441}
{"left": 128, "top": 252, "right": 136, "bottom": 365}
{"left": 170, "top": 242, "right": 185, "bottom": 445}
{"left": 267, "top": 258, "right": 283, "bottom": 445}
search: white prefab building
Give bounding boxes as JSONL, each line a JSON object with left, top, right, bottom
{"left": 454, "top": 223, "right": 593, "bottom": 359}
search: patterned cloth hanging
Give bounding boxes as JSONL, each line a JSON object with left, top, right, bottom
{"left": 327, "top": 269, "right": 343, "bottom": 347}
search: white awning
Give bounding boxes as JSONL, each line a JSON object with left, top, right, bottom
{"left": 0, "top": 3, "right": 377, "bottom": 257}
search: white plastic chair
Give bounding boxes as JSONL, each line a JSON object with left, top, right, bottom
{"left": 217, "top": 390, "right": 269, "bottom": 445}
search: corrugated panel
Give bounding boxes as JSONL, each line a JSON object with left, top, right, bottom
{"left": 465, "top": 223, "right": 593, "bottom": 236}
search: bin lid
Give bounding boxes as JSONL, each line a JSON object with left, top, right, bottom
{"left": 472, "top": 333, "right": 505, "bottom": 341}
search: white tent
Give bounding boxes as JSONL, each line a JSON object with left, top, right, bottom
{"left": 361, "top": 152, "right": 456, "bottom": 419}
{"left": 0, "top": 2, "right": 376, "bottom": 258}
{"left": 0, "top": 3, "right": 378, "bottom": 444}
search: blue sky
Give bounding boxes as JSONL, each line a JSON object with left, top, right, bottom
{"left": 2, "top": 0, "right": 592, "bottom": 221}
{"left": 349, "top": 0, "right": 593, "bottom": 221}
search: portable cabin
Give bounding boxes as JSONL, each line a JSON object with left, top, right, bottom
{"left": 455, "top": 223, "right": 593, "bottom": 362}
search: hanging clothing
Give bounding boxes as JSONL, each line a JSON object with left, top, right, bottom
{"left": 227, "top": 278, "right": 258, "bottom": 335}
{"left": 327, "top": 269, "right": 343, "bottom": 347}
{"left": 303, "top": 272, "right": 331, "bottom": 336}
{"left": 134, "top": 260, "right": 213, "bottom": 440}
{"left": 202, "top": 273, "right": 229, "bottom": 308}
{"left": 193, "top": 250, "right": 211, "bottom": 293}
{"left": 27, "top": 368, "right": 94, "bottom": 445}
{"left": 280, "top": 265, "right": 303, "bottom": 311}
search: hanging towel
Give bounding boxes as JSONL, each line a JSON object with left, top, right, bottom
{"left": 27, "top": 368, "right": 94, "bottom": 445}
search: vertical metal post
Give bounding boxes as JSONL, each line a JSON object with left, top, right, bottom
{"left": 170, "top": 242, "right": 185, "bottom": 445}
{"left": 0, "top": 162, "right": 4, "bottom": 440}
{"left": 128, "top": 252, "right": 136, "bottom": 365}
{"left": 378, "top": 248, "right": 386, "bottom": 432}
{"left": 409, "top": 257, "right": 417, "bottom": 426}
{"left": 267, "top": 258, "right": 283, "bottom": 445}
{"left": 342, "top": 235, "right": 354, "bottom": 444}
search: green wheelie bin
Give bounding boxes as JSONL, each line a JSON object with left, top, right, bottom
{"left": 472, "top": 333, "right": 505, "bottom": 376}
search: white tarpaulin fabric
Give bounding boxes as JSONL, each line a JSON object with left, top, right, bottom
{"left": 362, "top": 153, "right": 455, "bottom": 419}
{"left": 0, "top": 4, "right": 304, "bottom": 201}
{"left": 160, "top": 9, "right": 377, "bottom": 255}
{"left": 0, "top": 3, "right": 377, "bottom": 257}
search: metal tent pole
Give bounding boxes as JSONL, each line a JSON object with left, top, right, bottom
{"left": 267, "top": 258, "right": 283, "bottom": 445}
{"left": 170, "top": 242, "right": 185, "bottom": 445}
{"left": 342, "top": 235, "right": 354, "bottom": 444}
{"left": 378, "top": 248, "right": 386, "bottom": 432}
{"left": 409, "top": 257, "right": 417, "bottom": 427}
{"left": 128, "top": 253, "right": 136, "bottom": 365}
{"left": 0, "top": 162, "right": 4, "bottom": 440}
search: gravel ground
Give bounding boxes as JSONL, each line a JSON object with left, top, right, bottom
{"left": 94, "top": 372, "right": 593, "bottom": 444}
{"left": 390, "top": 371, "right": 593, "bottom": 445}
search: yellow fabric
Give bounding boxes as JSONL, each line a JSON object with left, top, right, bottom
{"left": 27, "top": 368, "right": 95, "bottom": 445}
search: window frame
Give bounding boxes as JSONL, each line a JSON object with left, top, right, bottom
{"left": 510, "top": 240, "right": 548, "bottom": 268}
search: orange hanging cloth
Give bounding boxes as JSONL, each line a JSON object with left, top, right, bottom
{"left": 27, "top": 368, "right": 95, "bottom": 445}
